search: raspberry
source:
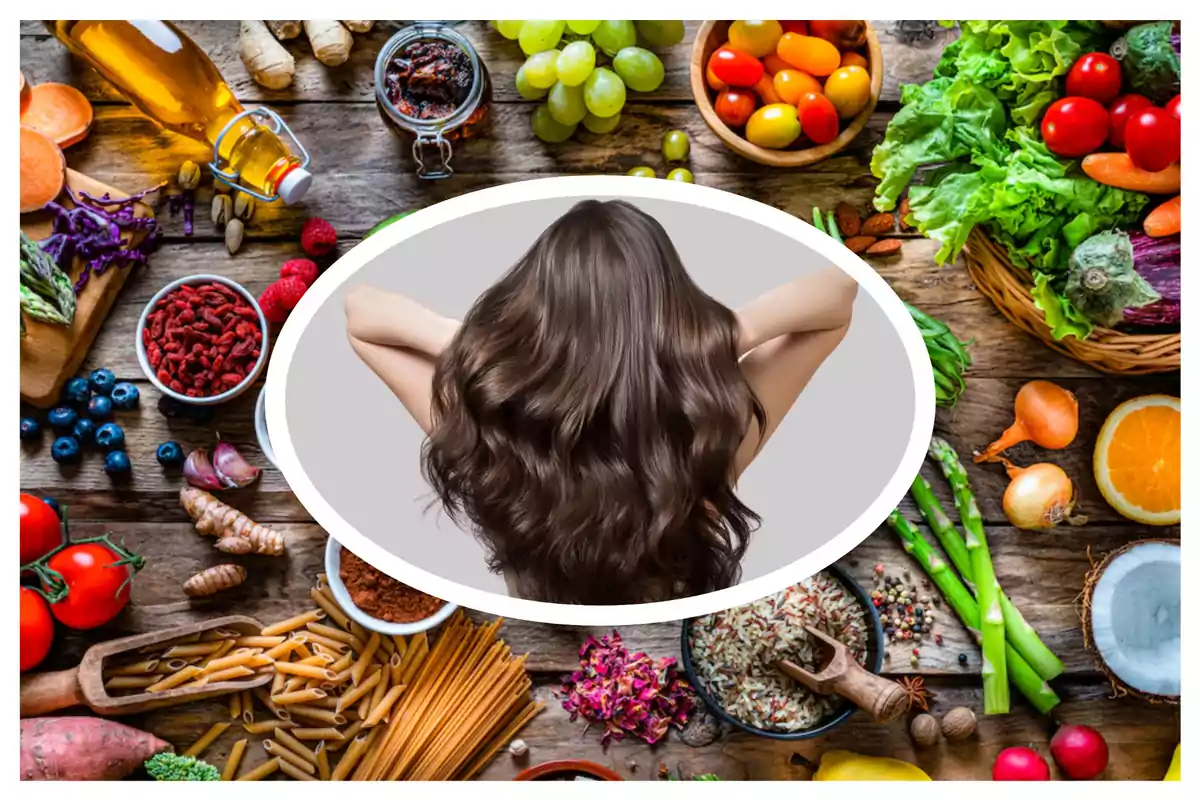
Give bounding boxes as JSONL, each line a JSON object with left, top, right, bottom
{"left": 258, "top": 277, "right": 308, "bottom": 323}
{"left": 301, "top": 217, "right": 337, "bottom": 257}
{"left": 280, "top": 258, "right": 319, "bottom": 287}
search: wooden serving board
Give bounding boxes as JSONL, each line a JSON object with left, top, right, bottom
{"left": 20, "top": 169, "right": 154, "bottom": 408}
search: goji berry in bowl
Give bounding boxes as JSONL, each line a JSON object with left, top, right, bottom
{"left": 135, "top": 275, "right": 270, "bottom": 406}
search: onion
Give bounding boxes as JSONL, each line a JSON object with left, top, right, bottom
{"left": 997, "top": 458, "right": 1086, "bottom": 530}
{"left": 976, "top": 380, "right": 1078, "bottom": 463}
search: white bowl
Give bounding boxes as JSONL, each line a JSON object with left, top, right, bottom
{"left": 135, "top": 274, "right": 269, "bottom": 406}
{"left": 254, "top": 388, "right": 278, "bottom": 469}
{"left": 324, "top": 536, "right": 458, "bottom": 636}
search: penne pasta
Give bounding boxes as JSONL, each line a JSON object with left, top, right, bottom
{"left": 282, "top": 676, "right": 306, "bottom": 694}
{"left": 264, "top": 635, "right": 307, "bottom": 661}
{"left": 152, "top": 658, "right": 190, "bottom": 674}
{"left": 296, "top": 653, "right": 335, "bottom": 666}
{"left": 274, "top": 661, "right": 337, "bottom": 681}
{"left": 234, "top": 635, "right": 285, "bottom": 648}
{"left": 140, "top": 632, "right": 200, "bottom": 653}
{"left": 204, "top": 651, "right": 262, "bottom": 673}
{"left": 229, "top": 690, "right": 242, "bottom": 720}
{"left": 391, "top": 635, "right": 408, "bottom": 657}
{"left": 104, "top": 675, "right": 158, "bottom": 690}
{"left": 399, "top": 634, "right": 429, "bottom": 684}
{"left": 271, "top": 688, "right": 327, "bottom": 706}
{"left": 310, "top": 586, "right": 351, "bottom": 629}
{"left": 197, "top": 639, "right": 237, "bottom": 668}
{"left": 263, "top": 739, "right": 316, "bottom": 774}
{"left": 388, "top": 651, "right": 404, "bottom": 688}
{"left": 240, "top": 689, "right": 255, "bottom": 724}
{"left": 315, "top": 742, "right": 332, "bottom": 781}
{"left": 300, "top": 631, "right": 350, "bottom": 655}
{"left": 362, "top": 684, "right": 405, "bottom": 728}
{"left": 243, "top": 719, "right": 296, "bottom": 735}
{"left": 278, "top": 758, "right": 318, "bottom": 781}
{"left": 335, "top": 668, "right": 380, "bottom": 712}
{"left": 103, "top": 659, "right": 160, "bottom": 677}
{"left": 261, "top": 610, "right": 326, "bottom": 637}
{"left": 329, "top": 735, "right": 368, "bottom": 781}
{"left": 351, "top": 633, "right": 381, "bottom": 686}
{"left": 162, "top": 642, "right": 224, "bottom": 658}
{"left": 291, "top": 727, "right": 345, "bottom": 741}
{"left": 182, "top": 721, "right": 230, "bottom": 758}
{"left": 270, "top": 668, "right": 287, "bottom": 697}
{"left": 235, "top": 757, "right": 280, "bottom": 781}
{"left": 202, "top": 665, "right": 255, "bottom": 684}
{"left": 273, "top": 727, "right": 319, "bottom": 765}
{"left": 377, "top": 634, "right": 396, "bottom": 657}
{"left": 221, "top": 738, "right": 248, "bottom": 781}
{"left": 253, "top": 687, "right": 291, "bottom": 720}
{"left": 286, "top": 705, "right": 346, "bottom": 726}
{"left": 306, "top": 622, "right": 356, "bottom": 646}
{"left": 325, "top": 720, "right": 361, "bottom": 752}
{"left": 146, "top": 665, "right": 204, "bottom": 693}
{"left": 200, "top": 628, "right": 238, "bottom": 641}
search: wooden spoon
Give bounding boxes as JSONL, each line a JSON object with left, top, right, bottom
{"left": 20, "top": 615, "right": 271, "bottom": 718}
{"left": 774, "top": 624, "right": 907, "bottom": 724}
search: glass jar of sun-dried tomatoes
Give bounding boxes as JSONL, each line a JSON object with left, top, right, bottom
{"left": 374, "top": 24, "right": 491, "bottom": 180}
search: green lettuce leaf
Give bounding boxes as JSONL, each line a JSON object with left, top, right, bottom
{"left": 1032, "top": 272, "right": 1093, "bottom": 340}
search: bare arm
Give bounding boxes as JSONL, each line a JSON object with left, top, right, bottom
{"left": 734, "top": 267, "right": 858, "bottom": 357}
{"left": 344, "top": 284, "right": 459, "bottom": 357}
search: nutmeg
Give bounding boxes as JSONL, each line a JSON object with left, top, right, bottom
{"left": 910, "top": 713, "right": 940, "bottom": 747}
{"left": 941, "top": 706, "right": 977, "bottom": 741}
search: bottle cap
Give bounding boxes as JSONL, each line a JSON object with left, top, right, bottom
{"left": 278, "top": 168, "right": 312, "bottom": 205}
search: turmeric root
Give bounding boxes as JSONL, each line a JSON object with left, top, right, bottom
{"left": 180, "top": 487, "right": 285, "bottom": 556}
{"left": 265, "top": 20, "right": 302, "bottom": 40}
{"left": 239, "top": 20, "right": 296, "bottom": 89}
{"left": 304, "top": 21, "right": 353, "bottom": 67}
{"left": 340, "top": 20, "right": 374, "bottom": 33}
{"left": 184, "top": 564, "right": 248, "bottom": 597}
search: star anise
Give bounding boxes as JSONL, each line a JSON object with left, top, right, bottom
{"left": 898, "top": 676, "right": 936, "bottom": 712}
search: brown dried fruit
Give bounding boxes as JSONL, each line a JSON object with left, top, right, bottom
{"left": 844, "top": 235, "right": 878, "bottom": 254}
{"left": 910, "top": 713, "right": 940, "bottom": 747}
{"left": 861, "top": 212, "right": 896, "bottom": 236}
{"left": 835, "top": 202, "right": 862, "bottom": 237}
{"left": 898, "top": 196, "right": 916, "bottom": 231}
{"left": 940, "top": 707, "right": 977, "bottom": 740}
{"left": 865, "top": 238, "right": 904, "bottom": 257}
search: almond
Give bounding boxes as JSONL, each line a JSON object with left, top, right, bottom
{"left": 861, "top": 212, "right": 896, "bottom": 236}
{"left": 865, "top": 238, "right": 903, "bottom": 257}
{"left": 844, "top": 235, "right": 878, "bottom": 254}
{"left": 898, "top": 196, "right": 915, "bottom": 231}
{"left": 835, "top": 202, "right": 862, "bottom": 237}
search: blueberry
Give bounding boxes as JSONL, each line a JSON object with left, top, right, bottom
{"left": 51, "top": 435, "right": 82, "bottom": 465}
{"left": 41, "top": 497, "right": 61, "bottom": 518}
{"left": 94, "top": 422, "right": 126, "bottom": 452}
{"left": 88, "top": 395, "right": 114, "bottom": 420}
{"left": 89, "top": 368, "right": 117, "bottom": 396}
{"left": 61, "top": 377, "right": 92, "bottom": 406}
{"left": 157, "top": 395, "right": 187, "bottom": 419}
{"left": 958, "top": 653, "right": 969, "bottom": 666}
{"left": 20, "top": 417, "right": 41, "bottom": 441}
{"left": 156, "top": 440, "right": 186, "bottom": 468}
{"left": 47, "top": 406, "right": 78, "bottom": 433}
{"left": 111, "top": 382, "right": 140, "bottom": 410}
{"left": 73, "top": 418, "right": 98, "bottom": 446}
{"left": 104, "top": 450, "right": 132, "bottom": 479}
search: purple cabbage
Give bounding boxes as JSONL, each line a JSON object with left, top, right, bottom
{"left": 1123, "top": 232, "right": 1180, "bottom": 328}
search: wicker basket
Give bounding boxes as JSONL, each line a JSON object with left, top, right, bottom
{"left": 963, "top": 228, "right": 1181, "bottom": 376}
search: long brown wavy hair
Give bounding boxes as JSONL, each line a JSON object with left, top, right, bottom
{"left": 421, "top": 200, "right": 765, "bottom": 604}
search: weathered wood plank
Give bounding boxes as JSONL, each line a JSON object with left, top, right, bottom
{"left": 20, "top": 21, "right": 945, "bottom": 106}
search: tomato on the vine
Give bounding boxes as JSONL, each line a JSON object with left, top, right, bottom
{"left": 20, "top": 588, "right": 54, "bottom": 672}
{"left": 708, "top": 47, "right": 764, "bottom": 88}
{"left": 1041, "top": 97, "right": 1109, "bottom": 157}
{"left": 44, "top": 541, "right": 139, "bottom": 630}
{"left": 1166, "top": 94, "right": 1180, "bottom": 121}
{"left": 20, "top": 494, "right": 62, "bottom": 565}
{"left": 1125, "top": 107, "right": 1181, "bottom": 172}
{"left": 797, "top": 91, "right": 840, "bottom": 145}
{"left": 1107, "top": 94, "right": 1154, "bottom": 148}
{"left": 714, "top": 87, "right": 757, "bottom": 127}
{"left": 1066, "top": 52, "right": 1123, "bottom": 104}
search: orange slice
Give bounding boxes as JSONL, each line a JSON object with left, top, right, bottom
{"left": 1093, "top": 395, "right": 1180, "bottom": 525}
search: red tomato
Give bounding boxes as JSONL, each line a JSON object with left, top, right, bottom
{"left": 1107, "top": 94, "right": 1153, "bottom": 148}
{"left": 1041, "top": 97, "right": 1109, "bottom": 157}
{"left": 1125, "top": 107, "right": 1181, "bottom": 172}
{"left": 20, "top": 494, "right": 62, "bottom": 565}
{"left": 708, "top": 47, "right": 764, "bottom": 88}
{"left": 20, "top": 588, "right": 54, "bottom": 672}
{"left": 798, "top": 91, "right": 839, "bottom": 144}
{"left": 780, "top": 21, "right": 809, "bottom": 35}
{"left": 1166, "top": 94, "right": 1180, "bottom": 120}
{"left": 44, "top": 542, "right": 135, "bottom": 630}
{"left": 1066, "top": 52, "right": 1122, "bottom": 104}
{"left": 714, "top": 87, "right": 757, "bottom": 127}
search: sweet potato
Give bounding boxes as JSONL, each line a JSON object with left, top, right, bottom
{"left": 19, "top": 127, "right": 65, "bottom": 214}
{"left": 20, "top": 717, "right": 171, "bottom": 781}
{"left": 20, "top": 82, "right": 93, "bottom": 149}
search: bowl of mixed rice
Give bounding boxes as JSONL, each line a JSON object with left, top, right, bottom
{"left": 681, "top": 565, "right": 883, "bottom": 740}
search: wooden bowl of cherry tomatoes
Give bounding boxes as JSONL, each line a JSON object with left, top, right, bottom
{"left": 690, "top": 21, "right": 883, "bottom": 167}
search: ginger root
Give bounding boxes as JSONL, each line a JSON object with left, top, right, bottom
{"left": 340, "top": 20, "right": 374, "bottom": 33}
{"left": 304, "top": 21, "right": 353, "bottom": 67}
{"left": 180, "top": 487, "right": 285, "bottom": 556}
{"left": 265, "top": 20, "right": 302, "bottom": 40}
{"left": 239, "top": 20, "right": 296, "bottom": 90}
{"left": 184, "top": 564, "right": 248, "bottom": 597}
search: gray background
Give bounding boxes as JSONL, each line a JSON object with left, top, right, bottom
{"left": 283, "top": 196, "right": 916, "bottom": 596}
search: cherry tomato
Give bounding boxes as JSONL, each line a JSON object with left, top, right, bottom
{"left": 824, "top": 65, "right": 872, "bottom": 119}
{"left": 1041, "top": 96, "right": 1109, "bottom": 157}
{"left": 772, "top": 69, "right": 821, "bottom": 106}
{"left": 714, "top": 87, "right": 757, "bottom": 127}
{"left": 776, "top": 33, "right": 840, "bottom": 77}
{"left": 20, "top": 588, "right": 54, "bottom": 672}
{"left": 779, "top": 21, "right": 809, "bottom": 36}
{"left": 705, "top": 63, "right": 727, "bottom": 92}
{"left": 745, "top": 103, "right": 801, "bottom": 149}
{"left": 728, "top": 20, "right": 783, "bottom": 58}
{"left": 20, "top": 494, "right": 62, "bottom": 565}
{"left": 762, "top": 53, "right": 791, "bottom": 75}
{"left": 1166, "top": 94, "right": 1180, "bottom": 121}
{"left": 1125, "top": 107, "right": 1181, "bottom": 172}
{"left": 841, "top": 51, "right": 870, "bottom": 70}
{"left": 797, "top": 91, "right": 840, "bottom": 144}
{"left": 1066, "top": 52, "right": 1123, "bottom": 104}
{"left": 752, "top": 74, "right": 782, "bottom": 105}
{"left": 1107, "top": 94, "right": 1153, "bottom": 148}
{"left": 709, "top": 47, "right": 764, "bottom": 88}
{"left": 45, "top": 542, "right": 136, "bottom": 630}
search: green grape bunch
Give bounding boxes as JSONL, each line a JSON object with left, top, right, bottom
{"left": 490, "top": 20, "right": 686, "bottom": 143}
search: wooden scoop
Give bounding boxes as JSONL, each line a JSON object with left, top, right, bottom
{"left": 775, "top": 624, "right": 907, "bottom": 725}
{"left": 20, "top": 615, "right": 271, "bottom": 718}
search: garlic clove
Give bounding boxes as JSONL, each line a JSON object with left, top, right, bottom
{"left": 213, "top": 441, "right": 261, "bottom": 489}
{"left": 184, "top": 447, "right": 225, "bottom": 490}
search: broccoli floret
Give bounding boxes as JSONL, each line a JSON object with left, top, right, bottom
{"left": 144, "top": 752, "right": 221, "bottom": 781}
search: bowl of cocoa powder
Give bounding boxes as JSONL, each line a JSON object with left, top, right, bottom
{"left": 324, "top": 536, "right": 458, "bottom": 636}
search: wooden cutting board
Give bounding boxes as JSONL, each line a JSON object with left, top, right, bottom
{"left": 20, "top": 169, "right": 155, "bottom": 408}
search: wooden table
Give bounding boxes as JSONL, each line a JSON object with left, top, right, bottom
{"left": 19, "top": 21, "right": 1180, "bottom": 780}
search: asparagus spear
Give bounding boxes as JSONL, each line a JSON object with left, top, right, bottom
{"left": 909, "top": 475, "right": 1065, "bottom": 681}
{"left": 886, "top": 511, "right": 1060, "bottom": 714}
{"left": 20, "top": 282, "right": 72, "bottom": 326}
{"left": 20, "top": 232, "right": 75, "bottom": 325}
{"left": 927, "top": 437, "right": 1009, "bottom": 714}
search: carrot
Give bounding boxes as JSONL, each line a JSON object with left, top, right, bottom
{"left": 19, "top": 82, "right": 93, "bottom": 148}
{"left": 20, "top": 71, "right": 31, "bottom": 115}
{"left": 1081, "top": 153, "right": 1181, "bottom": 195}
{"left": 19, "top": 127, "right": 65, "bottom": 213}
{"left": 1144, "top": 195, "right": 1181, "bottom": 238}
{"left": 20, "top": 717, "right": 171, "bottom": 781}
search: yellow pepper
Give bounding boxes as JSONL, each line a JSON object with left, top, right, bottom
{"left": 1164, "top": 744, "right": 1180, "bottom": 781}
{"left": 814, "top": 750, "right": 932, "bottom": 781}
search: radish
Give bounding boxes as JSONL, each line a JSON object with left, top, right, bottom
{"left": 1051, "top": 724, "right": 1109, "bottom": 779}
{"left": 993, "top": 747, "right": 1051, "bottom": 781}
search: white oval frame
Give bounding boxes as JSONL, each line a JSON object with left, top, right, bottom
{"left": 268, "top": 176, "right": 935, "bottom": 626}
